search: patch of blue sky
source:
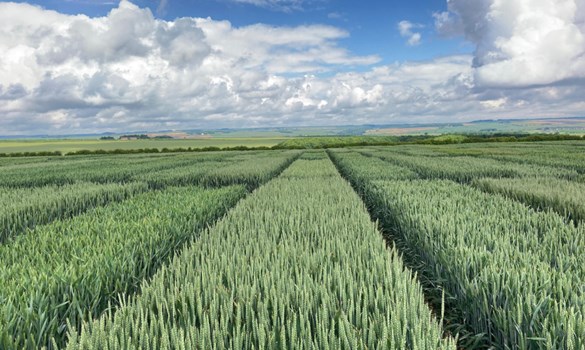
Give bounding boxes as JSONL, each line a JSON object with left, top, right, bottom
{"left": 21, "top": 0, "right": 470, "bottom": 65}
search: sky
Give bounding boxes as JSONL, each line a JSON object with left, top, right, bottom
{"left": 0, "top": 0, "right": 584, "bottom": 135}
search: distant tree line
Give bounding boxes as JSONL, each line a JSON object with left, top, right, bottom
{"left": 99, "top": 134, "right": 175, "bottom": 140}
{"left": 119, "top": 134, "right": 150, "bottom": 139}
{"left": 1, "top": 133, "right": 583, "bottom": 157}
{"left": 0, "top": 151, "right": 63, "bottom": 157}
{"left": 64, "top": 145, "right": 272, "bottom": 156}
{"left": 274, "top": 133, "right": 585, "bottom": 149}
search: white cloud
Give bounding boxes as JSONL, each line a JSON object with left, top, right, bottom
{"left": 443, "top": 0, "right": 585, "bottom": 88}
{"left": 193, "top": 20, "right": 379, "bottom": 73}
{"left": 480, "top": 97, "right": 507, "bottom": 109}
{"left": 398, "top": 20, "right": 423, "bottom": 46}
{"left": 64, "top": 0, "right": 117, "bottom": 5}
{"left": 0, "top": 1, "right": 382, "bottom": 134}
{"left": 327, "top": 12, "right": 346, "bottom": 21}
{"left": 223, "top": 0, "right": 317, "bottom": 12}
{"left": 433, "top": 11, "right": 462, "bottom": 37}
{"left": 156, "top": 0, "right": 169, "bottom": 15}
{"left": 0, "top": 1, "right": 584, "bottom": 135}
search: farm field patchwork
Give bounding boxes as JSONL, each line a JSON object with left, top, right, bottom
{"left": 0, "top": 138, "right": 288, "bottom": 154}
{"left": 0, "top": 141, "right": 584, "bottom": 349}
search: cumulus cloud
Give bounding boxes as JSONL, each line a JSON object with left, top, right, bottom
{"left": 433, "top": 11, "right": 463, "bottom": 37}
{"left": 0, "top": 1, "right": 381, "bottom": 134}
{"left": 0, "top": 1, "right": 584, "bottom": 135}
{"left": 193, "top": 20, "right": 379, "bottom": 73}
{"left": 443, "top": 0, "right": 585, "bottom": 88}
{"left": 223, "top": 0, "right": 316, "bottom": 12}
{"left": 398, "top": 20, "right": 423, "bottom": 46}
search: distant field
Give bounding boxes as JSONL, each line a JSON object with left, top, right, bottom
{"left": 366, "top": 118, "right": 585, "bottom": 136}
{"left": 0, "top": 137, "right": 287, "bottom": 154}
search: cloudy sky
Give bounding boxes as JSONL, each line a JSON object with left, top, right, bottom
{"left": 0, "top": 0, "right": 584, "bottom": 135}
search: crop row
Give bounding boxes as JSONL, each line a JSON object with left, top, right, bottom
{"left": 327, "top": 151, "right": 416, "bottom": 192}
{"left": 0, "top": 156, "right": 63, "bottom": 168}
{"left": 0, "top": 151, "right": 300, "bottom": 245}
{"left": 0, "top": 151, "right": 301, "bottom": 189}
{"left": 357, "top": 147, "right": 585, "bottom": 225}
{"left": 65, "top": 157, "right": 455, "bottom": 350}
{"left": 482, "top": 153, "right": 585, "bottom": 175}
{"left": 388, "top": 142, "right": 585, "bottom": 174}
{"left": 472, "top": 177, "right": 585, "bottom": 225}
{"left": 330, "top": 150, "right": 585, "bottom": 349}
{"left": 136, "top": 150, "right": 300, "bottom": 189}
{"left": 361, "top": 149, "right": 578, "bottom": 182}
{"left": 0, "top": 182, "right": 148, "bottom": 244}
{"left": 0, "top": 185, "right": 247, "bottom": 349}
{"left": 0, "top": 152, "right": 234, "bottom": 188}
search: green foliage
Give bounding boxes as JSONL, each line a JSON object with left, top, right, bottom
{"left": 66, "top": 159, "right": 455, "bottom": 350}
{"left": 0, "top": 151, "right": 62, "bottom": 157}
{"left": 328, "top": 150, "right": 417, "bottom": 184}
{"left": 0, "top": 182, "right": 148, "bottom": 243}
{"left": 481, "top": 149, "right": 585, "bottom": 174}
{"left": 331, "top": 149, "right": 585, "bottom": 349}
{"left": 0, "top": 186, "right": 247, "bottom": 349}
{"left": 273, "top": 136, "right": 399, "bottom": 149}
{"left": 3, "top": 142, "right": 585, "bottom": 349}
{"left": 65, "top": 146, "right": 277, "bottom": 156}
{"left": 0, "top": 156, "right": 57, "bottom": 167}
{"left": 362, "top": 149, "right": 578, "bottom": 182}
{"left": 119, "top": 134, "right": 150, "bottom": 139}
{"left": 473, "top": 177, "right": 585, "bottom": 224}
{"left": 413, "top": 133, "right": 583, "bottom": 145}
{"left": 0, "top": 154, "right": 210, "bottom": 187}
{"left": 136, "top": 151, "right": 300, "bottom": 190}
{"left": 400, "top": 141, "right": 585, "bottom": 173}
{"left": 298, "top": 150, "right": 329, "bottom": 159}
{"left": 273, "top": 134, "right": 584, "bottom": 150}
{"left": 427, "top": 134, "right": 468, "bottom": 143}
{"left": 67, "top": 148, "right": 161, "bottom": 155}
{"left": 197, "top": 150, "right": 301, "bottom": 189}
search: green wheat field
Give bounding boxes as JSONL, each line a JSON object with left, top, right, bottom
{"left": 1, "top": 141, "right": 584, "bottom": 349}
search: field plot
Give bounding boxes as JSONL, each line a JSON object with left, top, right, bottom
{"left": 398, "top": 141, "right": 585, "bottom": 173}
{"left": 136, "top": 150, "right": 299, "bottom": 189}
{"left": 0, "top": 154, "right": 193, "bottom": 187}
{"left": 0, "top": 141, "right": 584, "bottom": 350}
{"left": 0, "top": 182, "right": 147, "bottom": 243}
{"left": 330, "top": 146, "right": 585, "bottom": 349}
{"left": 472, "top": 177, "right": 585, "bottom": 225}
{"left": 361, "top": 148, "right": 578, "bottom": 182}
{"left": 66, "top": 155, "right": 454, "bottom": 350}
{"left": 0, "top": 186, "right": 247, "bottom": 348}
{"left": 0, "top": 150, "right": 299, "bottom": 349}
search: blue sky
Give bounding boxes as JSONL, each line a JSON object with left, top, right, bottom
{"left": 0, "top": 0, "right": 584, "bottom": 134}
{"left": 21, "top": 0, "right": 472, "bottom": 64}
